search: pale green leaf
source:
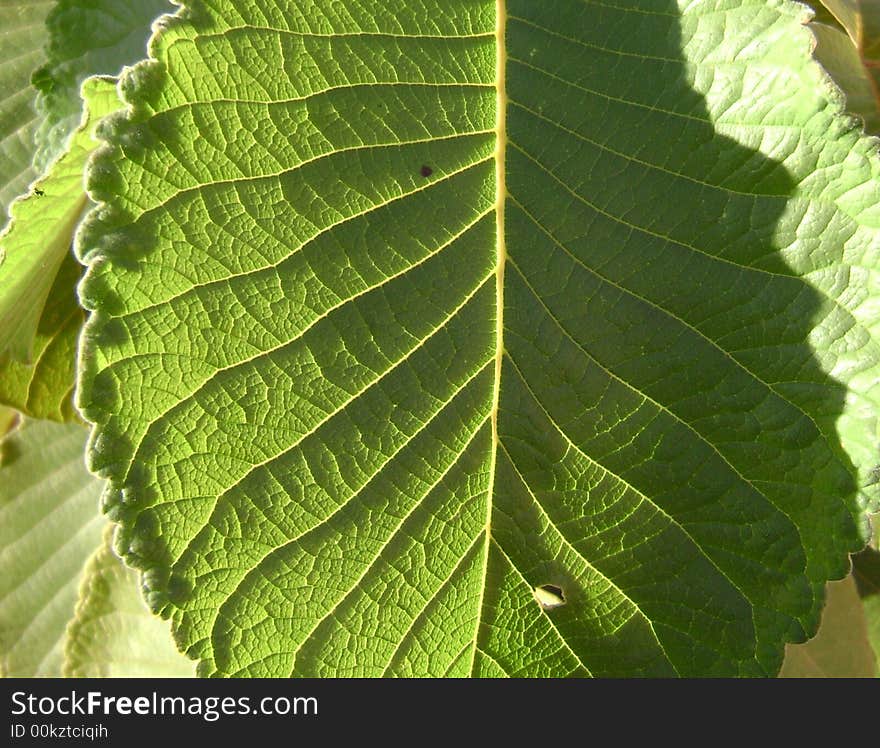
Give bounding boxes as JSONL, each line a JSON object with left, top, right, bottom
{"left": 779, "top": 576, "right": 877, "bottom": 677}
{"left": 0, "top": 419, "right": 103, "bottom": 677}
{"left": 0, "top": 0, "right": 53, "bottom": 222}
{"left": 79, "top": 0, "right": 880, "bottom": 676}
{"left": 63, "top": 525, "right": 195, "bottom": 678}
{"left": 813, "top": 1, "right": 880, "bottom": 132}
{"left": 811, "top": 22, "right": 880, "bottom": 132}
{"left": 816, "top": 0, "right": 880, "bottom": 55}
{"left": 0, "top": 77, "right": 118, "bottom": 371}
{"left": 0, "top": 253, "right": 82, "bottom": 420}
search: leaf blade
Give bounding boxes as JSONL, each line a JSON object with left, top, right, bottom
{"left": 78, "top": 0, "right": 880, "bottom": 677}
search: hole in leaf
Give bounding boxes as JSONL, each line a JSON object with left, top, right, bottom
{"left": 533, "top": 584, "right": 566, "bottom": 610}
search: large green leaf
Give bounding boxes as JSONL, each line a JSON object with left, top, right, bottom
{"left": 0, "top": 419, "right": 103, "bottom": 677}
{"left": 63, "top": 525, "right": 194, "bottom": 678}
{"left": 0, "top": 0, "right": 53, "bottom": 222}
{"left": 78, "top": 0, "right": 880, "bottom": 676}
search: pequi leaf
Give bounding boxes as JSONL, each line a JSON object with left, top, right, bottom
{"left": 63, "top": 525, "right": 194, "bottom": 678}
{"left": 0, "top": 77, "right": 119, "bottom": 372}
{"left": 79, "top": 0, "right": 880, "bottom": 676}
{"left": 779, "top": 576, "right": 877, "bottom": 677}
{"left": 0, "top": 419, "right": 103, "bottom": 677}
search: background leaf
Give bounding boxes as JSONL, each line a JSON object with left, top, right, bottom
{"left": 79, "top": 0, "right": 880, "bottom": 677}
{"left": 0, "top": 419, "right": 103, "bottom": 677}
{"left": 0, "top": 0, "right": 53, "bottom": 222}
{"left": 0, "top": 77, "right": 118, "bottom": 379}
{"left": 810, "top": 21, "right": 880, "bottom": 132}
{"left": 32, "top": 0, "right": 170, "bottom": 172}
{"left": 63, "top": 525, "right": 194, "bottom": 678}
{"left": 812, "top": 1, "right": 880, "bottom": 132}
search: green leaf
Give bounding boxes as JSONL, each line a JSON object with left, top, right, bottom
{"left": 63, "top": 525, "right": 195, "bottom": 678}
{"left": 0, "top": 419, "right": 103, "bottom": 677}
{"left": 816, "top": 1, "right": 880, "bottom": 55}
{"left": 0, "top": 0, "right": 53, "bottom": 222}
{"left": 79, "top": 0, "right": 880, "bottom": 676}
{"left": 0, "top": 76, "right": 119, "bottom": 369}
{"left": 32, "top": 0, "right": 171, "bottom": 172}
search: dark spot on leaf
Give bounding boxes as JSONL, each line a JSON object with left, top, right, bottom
{"left": 420, "top": 165, "right": 433, "bottom": 178}
{"left": 34, "top": 189, "right": 44, "bottom": 196}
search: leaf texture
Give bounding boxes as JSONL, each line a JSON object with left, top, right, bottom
{"left": 0, "top": 419, "right": 103, "bottom": 677}
{"left": 32, "top": 0, "right": 172, "bottom": 174}
{"left": 0, "top": 77, "right": 118, "bottom": 391}
{"left": 63, "top": 525, "right": 195, "bottom": 678}
{"left": 0, "top": 0, "right": 53, "bottom": 222}
{"left": 79, "top": 0, "right": 880, "bottom": 676}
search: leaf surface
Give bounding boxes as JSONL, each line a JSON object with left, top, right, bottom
{"left": 63, "top": 525, "right": 194, "bottom": 678}
{"left": 32, "top": 0, "right": 171, "bottom": 172}
{"left": 0, "top": 419, "right": 103, "bottom": 677}
{"left": 810, "top": 22, "right": 880, "bottom": 132}
{"left": 0, "top": 77, "right": 118, "bottom": 373}
{"left": 80, "top": 0, "right": 880, "bottom": 677}
{"left": 0, "top": 0, "right": 53, "bottom": 222}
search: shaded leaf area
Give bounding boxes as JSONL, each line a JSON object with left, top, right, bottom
{"left": 64, "top": 525, "right": 194, "bottom": 678}
{"left": 0, "top": 419, "right": 103, "bottom": 676}
{"left": 780, "top": 576, "right": 877, "bottom": 676}
{"left": 79, "top": 0, "right": 879, "bottom": 677}
{"left": 0, "top": 0, "right": 54, "bottom": 222}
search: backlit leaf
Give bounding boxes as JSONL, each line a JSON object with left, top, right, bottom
{"left": 79, "top": 0, "right": 880, "bottom": 677}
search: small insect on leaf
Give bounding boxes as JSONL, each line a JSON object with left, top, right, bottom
{"left": 533, "top": 584, "right": 566, "bottom": 611}
{"left": 33, "top": 189, "right": 44, "bottom": 196}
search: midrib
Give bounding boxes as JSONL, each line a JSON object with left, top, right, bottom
{"left": 470, "top": 0, "right": 507, "bottom": 676}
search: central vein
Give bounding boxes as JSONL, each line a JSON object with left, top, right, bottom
{"left": 471, "top": 0, "right": 507, "bottom": 675}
